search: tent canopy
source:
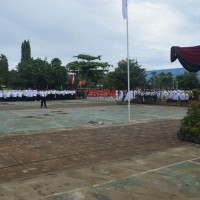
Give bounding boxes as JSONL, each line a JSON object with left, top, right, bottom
{"left": 171, "top": 46, "right": 200, "bottom": 72}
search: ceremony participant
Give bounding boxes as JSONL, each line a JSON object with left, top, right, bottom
{"left": 22, "top": 90, "right": 26, "bottom": 101}
{"left": 28, "top": 90, "right": 34, "bottom": 101}
{"left": 133, "top": 90, "right": 137, "bottom": 99}
{"left": 151, "top": 90, "right": 157, "bottom": 102}
{"left": 40, "top": 90, "right": 47, "bottom": 108}
{"left": 47, "top": 90, "right": 51, "bottom": 100}
{"left": 5, "top": 90, "right": 11, "bottom": 101}
{"left": 166, "top": 91, "right": 173, "bottom": 102}
{"left": 177, "top": 90, "right": 181, "bottom": 101}
{"left": 17, "top": 90, "right": 22, "bottom": 101}
{"left": 160, "top": 90, "right": 165, "bottom": 100}
{"left": 140, "top": 90, "right": 145, "bottom": 102}
{"left": 180, "top": 91, "right": 186, "bottom": 103}
{"left": 188, "top": 90, "right": 193, "bottom": 100}
{"left": 116, "top": 90, "right": 120, "bottom": 101}
{"left": 0, "top": 91, "right": 3, "bottom": 101}
{"left": 124, "top": 90, "right": 133, "bottom": 101}
{"left": 11, "top": 90, "right": 17, "bottom": 101}
{"left": 52, "top": 89, "right": 56, "bottom": 100}
{"left": 33, "top": 90, "right": 38, "bottom": 101}
{"left": 172, "top": 91, "right": 179, "bottom": 102}
{"left": 156, "top": 90, "right": 161, "bottom": 99}
{"left": 185, "top": 92, "right": 189, "bottom": 103}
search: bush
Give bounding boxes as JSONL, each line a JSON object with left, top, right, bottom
{"left": 179, "top": 102, "right": 200, "bottom": 135}
{"left": 192, "top": 89, "right": 200, "bottom": 100}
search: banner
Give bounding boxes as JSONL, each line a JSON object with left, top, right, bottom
{"left": 79, "top": 81, "right": 86, "bottom": 86}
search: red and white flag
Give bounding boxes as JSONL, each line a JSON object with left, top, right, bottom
{"left": 122, "top": 0, "right": 128, "bottom": 19}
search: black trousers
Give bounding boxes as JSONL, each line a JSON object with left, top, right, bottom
{"left": 41, "top": 97, "right": 47, "bottom": 107}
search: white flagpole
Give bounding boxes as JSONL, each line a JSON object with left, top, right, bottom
{"left": 122, "top": 0, "right": 130, "bottom": 123}
{"left": 126, "top": 1, "right": 130, "bottom": 123}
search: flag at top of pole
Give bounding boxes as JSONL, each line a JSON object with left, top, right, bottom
{"left": 122, "top": 0, "right": 128, "bottom": 19}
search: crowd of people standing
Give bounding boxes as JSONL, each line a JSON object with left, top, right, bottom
{"left": 115, "top": 89, "right": 193, "bottom": 103}
{"left": 0, "top": 88, "right": 195, "bottom": 104}
{"left": 0, "top": 89, "right": 76, "bottom": 102}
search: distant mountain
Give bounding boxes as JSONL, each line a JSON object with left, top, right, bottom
{"left": 146, "top": 68, "right": 200, "bottom": 80}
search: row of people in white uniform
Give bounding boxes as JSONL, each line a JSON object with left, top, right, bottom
{"left": 116, "top": 89, "right": 191, "bottom": 103}
{"left": 137, "top": 90, "right": 190, "bottom": 102}
{"left": 0, "top": 90, "right": 76, "bottom": 101}
{"left": 116, "top": 90, "right": 136, "bottom": 101}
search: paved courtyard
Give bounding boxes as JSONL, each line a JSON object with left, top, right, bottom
{"left": 0, "top": 100, "right": 199, "bottom": 200}
{"left": 0, "top": 100, "right": 187, "bottom": 133}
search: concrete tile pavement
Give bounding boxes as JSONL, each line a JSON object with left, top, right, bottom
{"left": 0, "top": 101, "right": 199, "bottom": 200}
{"left": 0, "top": 118, "right": 189, "bottom": 183}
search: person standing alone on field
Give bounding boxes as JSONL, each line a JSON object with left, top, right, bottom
{"left": 40, "top": 90, "right": 47, "bottom": 108}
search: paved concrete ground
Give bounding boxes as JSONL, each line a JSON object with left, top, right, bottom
{"left": 0, "top": 100, "right": 199, "bottom": 200}
{"left": 0, "top": 100, "right": 187, "bottom": 132}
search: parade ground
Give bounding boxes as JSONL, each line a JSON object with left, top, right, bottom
{"left": 0, "top": 99, "right": 200, "bottom": 200}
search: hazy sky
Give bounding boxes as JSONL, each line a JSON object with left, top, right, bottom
{"left": 1, "top": 0, "right": 200, "bottom": 71}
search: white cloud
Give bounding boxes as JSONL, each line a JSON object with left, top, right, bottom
{"left": 0, "top": 0, "right": 200, "bottom": 71}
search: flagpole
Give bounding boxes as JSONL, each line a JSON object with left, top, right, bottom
{"left": 122, "top": 0, "right": 130, "bottom": 123}
{"left": 126, "top": 1, "right": 130, "bottom": 123}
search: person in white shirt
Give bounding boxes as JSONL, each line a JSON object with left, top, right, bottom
{"left": 172, "top": 91, "right": 179, "bottom": 102}
{"left": 156, "top": 91, "right": 161, "bottom": 99}
{"left": 28, "top": 90, "right": 33, "bottom": 101}
{"left": 124, "top": 90, "right": 133, "bottom": 101}
{"left": 33, "top": 90, "right": 38, "bottom": 101}
{"left": 180, "top": 91, "right": 186, "bottom": 103}
{"left": 185, "top": 92, "right": 189, "bottom": 103}
{"left": 177, "top": 90, "right": 181, "bottom": 101}
{"left": 40, "top": 90, "right": 47, "bottom": 108}
{"left": 52, "top": 90, "right": 55, "bottom": 99}
{"left": 6, "top": 91, "right": 11, "bottom": 101}
{"left": 151, "top": 90, "right": 157, "bottom": 102}
{"left": 167, "top": 91, "right": 173, "bottom": 102}
{"left": 0, "top": 91, "right": 3, "bottom": 101}
{"left": 140, "top": 91, "right": 145, "bottom": 102}
{"left": 12, "top": 90, "right": 17, "bottom": 101}
{"left": 116, "top": 90, "right": 121, "bottom": 101}
{"left": 17, "top": 90, "right": 23, "bottom": 101}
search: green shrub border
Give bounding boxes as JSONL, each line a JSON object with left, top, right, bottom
{"left": 177, "top": 130, "right": 200, "bottom": 144}
{"left": 178, "top": 101, "right": 200, "bottom": 143}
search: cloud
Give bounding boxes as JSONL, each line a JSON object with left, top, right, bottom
{"left": 0, "top": 0, "right": 200, "bottom": 71}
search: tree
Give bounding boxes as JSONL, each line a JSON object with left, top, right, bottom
{"left": 21, "top": 40, "right": 31, "bottom": 62}
{"left": 148, "top": 72, "right": 173, "bottom": 89}
{"left": 157, "top": 72, "right": 173, "bottom": 89}
{"left": 67, "top": 54, "right": 111, "bottom": 87}
{"left": 9, "top": 69, "right": 20, "bottom": 87}
{"left": 31, "top": 58, "right": 50, "bottom": 89}
{"left": 0, "top": 54, "right": 9, "bottom": 84}
{"left": 74, "top": 54, "right": 101, "bottom": 61}
{"left": 176, "top": 71, "right": 200, "bottom": 89}
{"left": 17, "top": 40, "right": 34, "bottom": 88}
{"left": 148, "top": 71, "right": 158, "bottom": 89}
{"left": 104, "top": 59, "right": 146, "bottom": 90}
{"left": 50, "top": 58, "right": 68, "bottom": 89}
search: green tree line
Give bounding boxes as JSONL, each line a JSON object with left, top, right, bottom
{"left": 0, "top": 40, "right": 200, "bottom": 90}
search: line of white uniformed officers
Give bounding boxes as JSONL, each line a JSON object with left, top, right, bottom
{"left": 0, "top": 90, "right": 76, "bottom": 101}
{"left": 116, "top": 89, "right": 192, "bottom": 102}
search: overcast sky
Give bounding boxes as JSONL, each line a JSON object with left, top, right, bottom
{"left": 1, "top": 0, "right": 200, "bottom": 71}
